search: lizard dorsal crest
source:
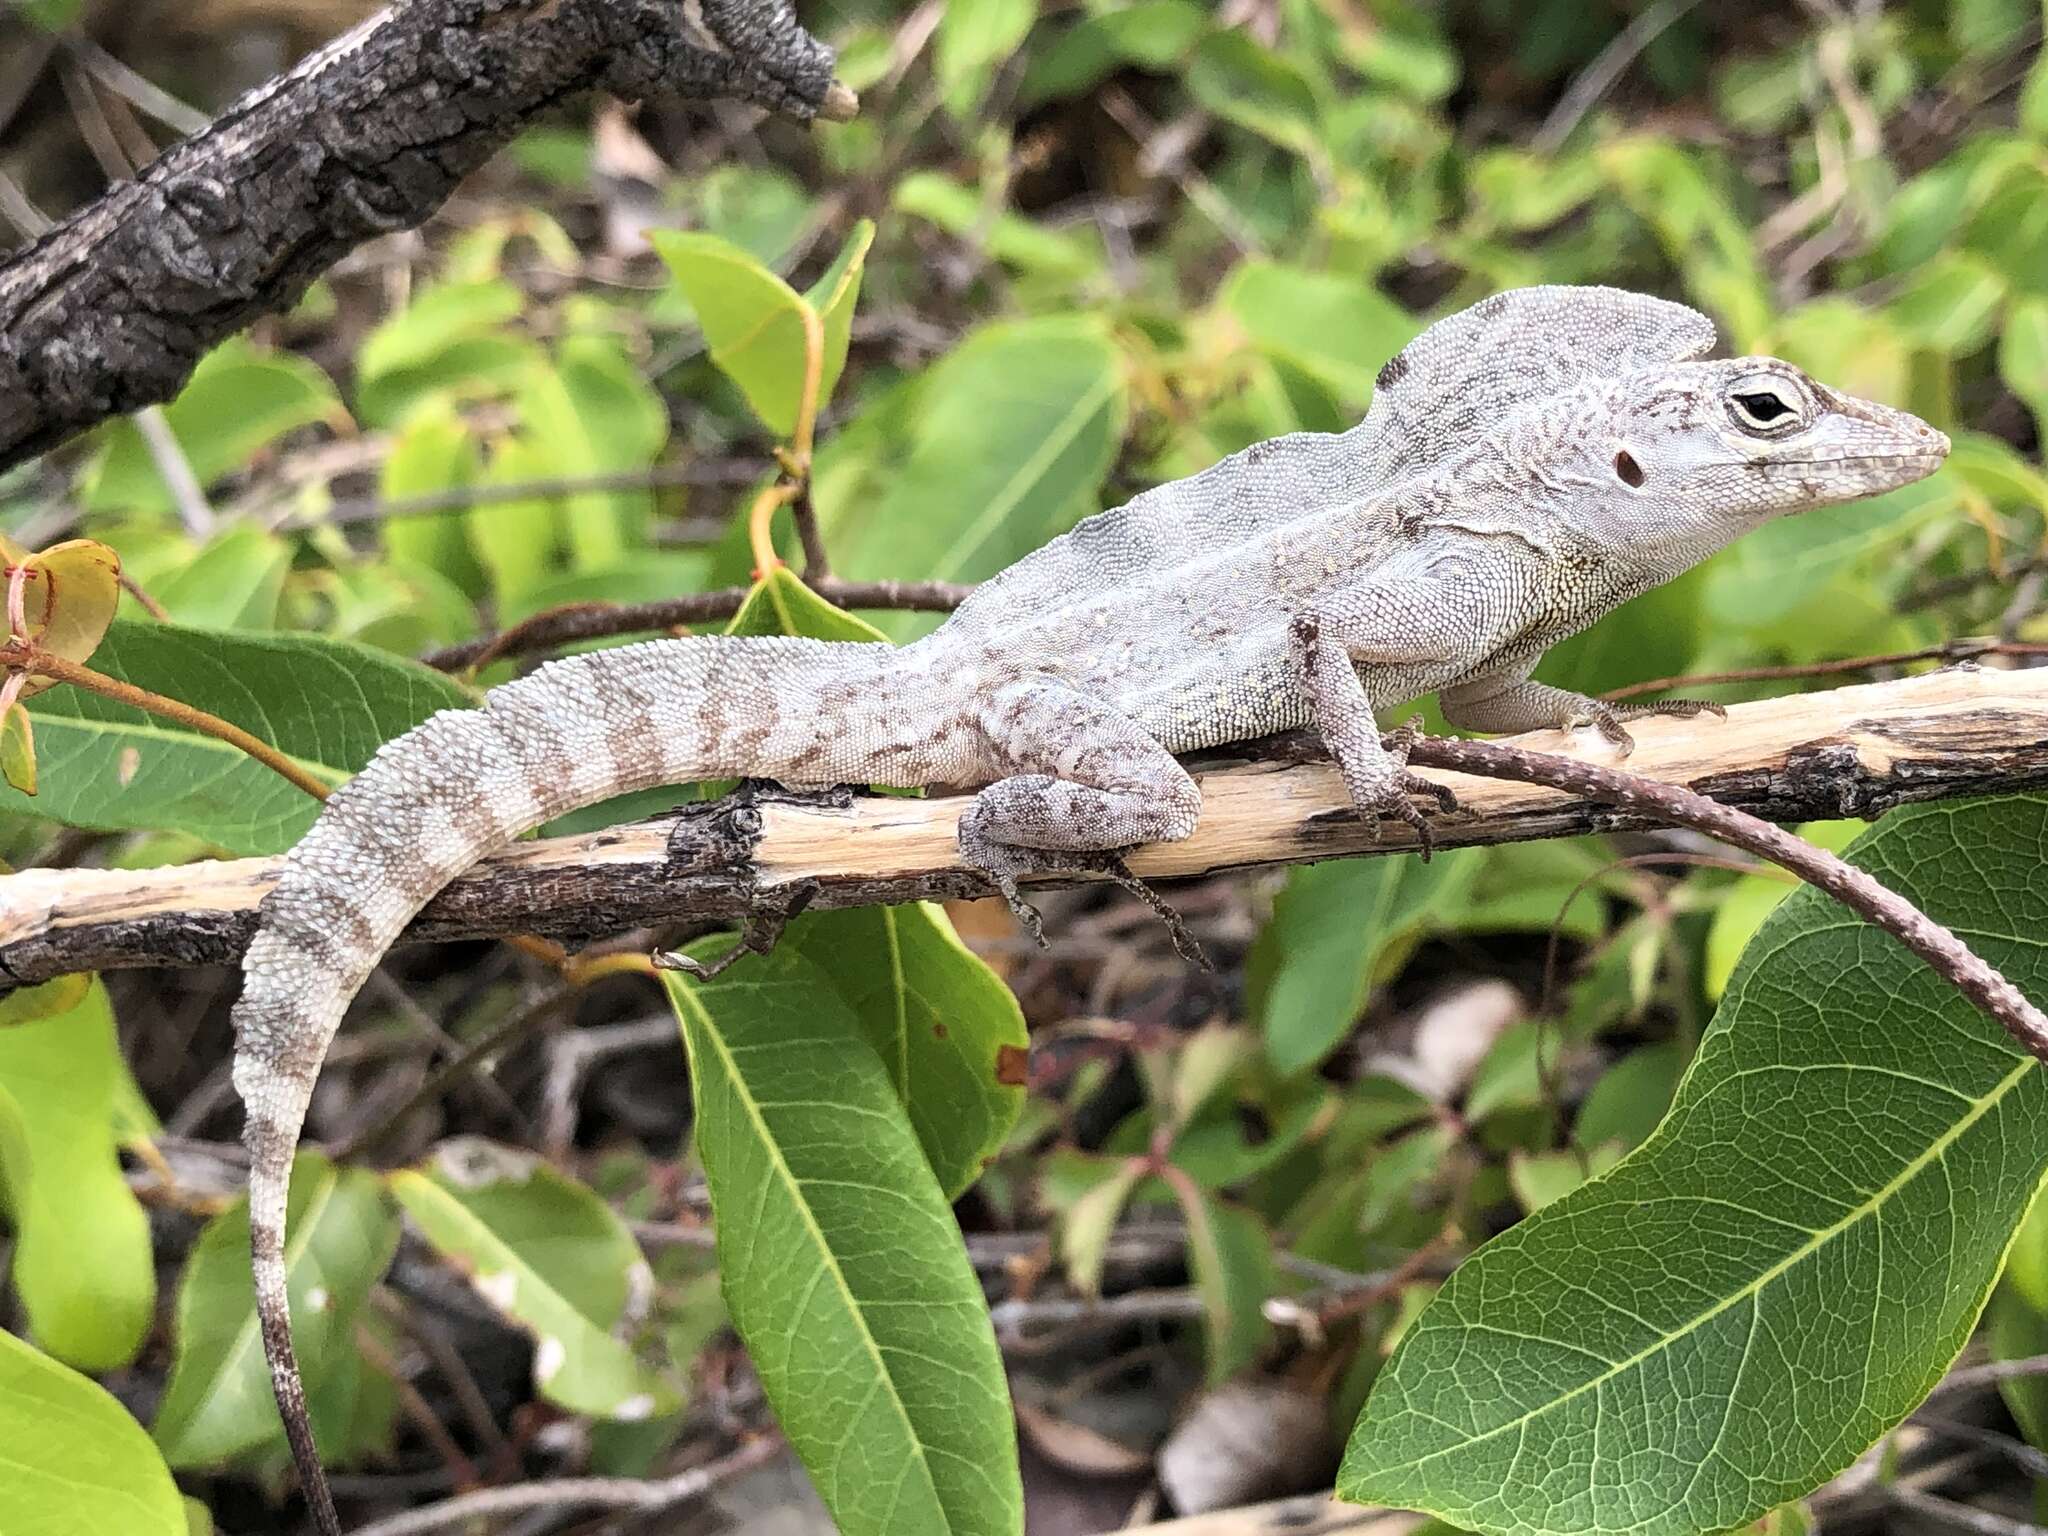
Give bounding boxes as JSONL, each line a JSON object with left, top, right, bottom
{"left": 1350, "top": 284, "right": 1717, "bottom": 485}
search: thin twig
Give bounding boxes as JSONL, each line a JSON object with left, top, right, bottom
{"left": 423, "top": 577, "right": 972, "bottom": 671}
{"left": 1534, "top": 0, "right": 1710, "bottom": 154}
{"left": 345, "top": 1434, "right": 784, "bottom": 1536}
{"left": 1884, "top": 1485, "right": 2048, "bottom": 1536}
{"left": 1924, "top": 1352, "right": 2048, "bottom": 1401}
{"left": 64, "top": 38, "right": 212, "bottom": 136}
{"left": 1404, "top": 734, "right": 2048, "bottom": 1064}
{"left": 335, "top": 984, "right": 578, "bottom": 1161}
{"left": 1602, "top": 638, "right": 2048, "bottom": 701}
{"left": 3, "top": 643, "right": 329, "bottom": 801}
{"left": 132, "top": 407, "right": 215, "bottom": 539}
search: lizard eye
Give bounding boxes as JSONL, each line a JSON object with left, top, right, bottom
{"left": 1729, "top": 386, "right": 1802, "bottom": 433}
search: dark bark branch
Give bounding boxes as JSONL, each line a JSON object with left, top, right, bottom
{"left": 2, "top": 668, "right": 2043, "bottom": 988}
{"left": 0, "top": 0, "right": 853, "bottom": 471}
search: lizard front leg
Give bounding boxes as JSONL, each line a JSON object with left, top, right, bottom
{"left": 960, "top": 678, "right": 1201, "bottom": 944}
{"left": 1287, "top": 602, "right": 1463, "bottom": 852}
{"left": 1440, "top": 670, "right": 1723, "bottom": 755}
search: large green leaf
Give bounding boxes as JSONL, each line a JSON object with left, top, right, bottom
{"left": 0, "top": 618, "right": 476, "bottom": 855}
{"left": 826, "top": 316, "right": 1126, "bottom": 640}
{"left": 664, "top": 947, "right": 1022, "bottom": 1536}
{"left": 789, "top": 905, "right": 1028, "bottom": 1200}
{"left": 152, "top": 525, "right": 291, "bottom": 631}
{"left": 154, "top": 1152, "right": 399, "bottom": 1466}
{"left": 0, "top": 979, "right": 155, "bottom": 1371}
{"left": 1252, "top": 851, "right": 1482, "bottom": 1077}
{"left": 390, "top": 1139, "right": 676, "bottom": 1420}
{"left": 0, "top": 1328, "right": 184, "bottom": 1536}
{"left": 1341, "top": 795, "right": 2048, "bottom": 1536}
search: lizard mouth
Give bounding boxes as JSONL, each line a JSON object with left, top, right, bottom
{"left": 1766, "top": 451, "right": 1947, "bottom": 468}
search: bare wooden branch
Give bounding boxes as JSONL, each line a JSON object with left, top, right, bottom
{"left": 2, "top": 667, "right": 2044, "bottom": 986}
{"left": 0, "top": 0, "right": 853, "bottom": 471}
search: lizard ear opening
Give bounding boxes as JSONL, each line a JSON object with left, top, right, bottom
{"left": 1614, "top": 449, "right": 1646, "bottom": 488}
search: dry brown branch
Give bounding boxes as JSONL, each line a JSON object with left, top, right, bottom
{"left": 2, "top": 667, "right": 2044, "bottom": 987}
{"left": 0, "top": 0, "right": 852, "bottom": 470}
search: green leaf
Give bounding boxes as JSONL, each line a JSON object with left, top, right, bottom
{"left": 1507, "top": 1143, "right": 1625, "bottom": 1216}
{"left": 893, "top": 173, "right": 1103, "bottom": 281}
{"left": 514, "top": 343, "right": 666, "bottom": 571}
{"left": 650, "top": 223, "right": 873, "bottom": 438}
{"left": 1059, "top": 1158, "right": 1144, "bottom": 1296}
{"left": 1253, "top": 852, "right": 1482, "bottom": 1077}
{"left": 0, "top": 979, "right": 155, "bottom": 1371}
{"left": 727, "top": 567, "right": 890, "bottom": 644}
{"left": 664, "top": 946, "right": 1023, "bottom": 1536}
{"left": 1885, "top": 251, "right": 2009, "bottom": 355}
{"left": 378, "top": 399, "right": 490, "bottom": 600}
{"left": 85, "top": 340, "right": 343, "bottom": 515}
{"left": 2001, "top": 294, "right": 2048, "bottom": 435}
{"left": 789, "top": 905, "right": 1028, "bottom": 1199}
{"left": 0, "top": 1328, "right": 185, "bottom": 1536}
{"left": 1221, "top": 262, "right": 1419, "bottom": 406}
{"left": 1340, "top": 795, "right": 2048, "bottom": 1536}
{"left": 153, "top": 1152, "right": 399, "bottom": 1466}
{"left": 1572, "top": 1042, "right": 1687, "bottom": 1155}
{"left": 0, "top": 618, "right": 476, "bottom": 855}
{"left": 1173, "top": 1182, "right": 1275, "bottom": 1383}
{"left": 152, "top": 525, "right": 292, "bottom": 630}
{"left": 390, "top": 1139, "right": 675, "bottom": 1420}
{"left": 827, "top": 317, "right": 1126, "bottom": 640}
{"left": 936, "top": 0, "right": 1036, "bottom": 115}
{"left": 1019, "top": 1, "right": 1210, "bottom": 105}
{"left": 358, "top": 279, "right": 525, "bottom": 384}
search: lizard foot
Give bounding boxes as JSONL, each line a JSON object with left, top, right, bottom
{"left": 1357, "top": 723, "right": 1460, "bottom": 859}
{"left": 1572, "top": 697, "right": 1727, "bottom": 756}
{"left": 958, "top": 825, "right": 1211, "bottom": 967}
{"left": 651, "top": 880, "right": 822, "bottom": 980}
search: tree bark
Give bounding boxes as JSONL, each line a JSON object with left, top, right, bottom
{"left": 0, "top": 0, "right": 851, "bottom": 471}
{"left": 2, "top": 666, "right": 2043, "bottom": 986}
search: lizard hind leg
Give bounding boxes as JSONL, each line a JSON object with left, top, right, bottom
{"left": 959, "top": 680, "right": 1203, "bottom": 954}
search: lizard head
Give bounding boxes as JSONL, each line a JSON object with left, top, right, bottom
{"left": 1594, "top": 357, "right": 1948, "bottom": 553}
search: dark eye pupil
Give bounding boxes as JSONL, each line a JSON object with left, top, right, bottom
{"left": 1737, "top": 391, "right": 1792, "bottom": 423}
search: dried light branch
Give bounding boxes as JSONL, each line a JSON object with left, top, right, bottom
{"left": 3, "top": 668, "right": 2043, "bottom": 991}
{"left": 0, "top": 0, "right": 854, "bottom": 470}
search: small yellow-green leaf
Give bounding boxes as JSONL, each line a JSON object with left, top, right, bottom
{"left": 0, "top": 979, "right": 154, "bottom": 1370}
{"left": 1, "top": 704, "right": 33, "bottom": 795}
{"left": 1174, "top": 1182, "right": 1274, "bottom": 1383}
{"left": 152, "top": 526, "right": 291, "bottom": 630}
{"left": 390, "top": 1139, "right": 675, "bottom": 1421}
{"left": 0, "top": 1327, "right": 184, "bottom": 1536}
{"left": 726, "top": 566, "right": 890, "bottom": 644}
{"left": 11, "top": 537, "right": 122, "bottom": 697}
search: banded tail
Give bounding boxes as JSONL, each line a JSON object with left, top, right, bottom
{"left": 232, "top": 633, "right": 946, "bottom": 1534}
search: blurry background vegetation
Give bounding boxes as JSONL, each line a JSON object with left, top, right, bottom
{"left": 1, "top": 1, "right": 2046, "bottom": 1532}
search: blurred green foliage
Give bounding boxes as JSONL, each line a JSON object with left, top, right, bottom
{"left": 3, "top": 3, "right": 2047, "bottom": 1534}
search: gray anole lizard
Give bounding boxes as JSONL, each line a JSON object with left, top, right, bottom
{"left": 231, "top": 285, "right": 1947, "bottom": 1533}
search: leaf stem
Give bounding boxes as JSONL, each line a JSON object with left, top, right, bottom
{"left": 1407, "top": 735, "right": 2048, "bottom": 1065}
{"left": 1, "top": 642, "right": 331, "bottom": 802}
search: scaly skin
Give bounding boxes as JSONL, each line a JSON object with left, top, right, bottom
{"left": 233, "top": 286, "right": 1947, "bottom": 1530}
